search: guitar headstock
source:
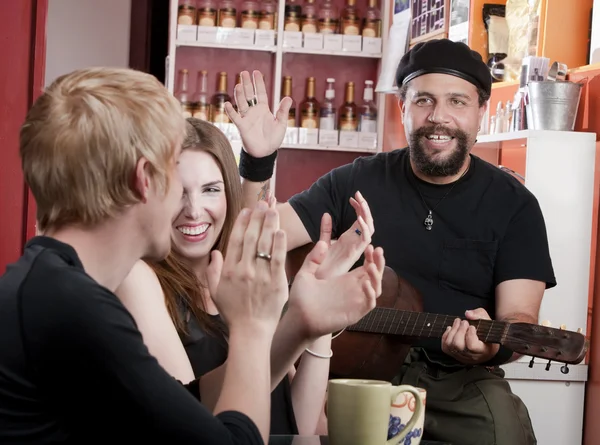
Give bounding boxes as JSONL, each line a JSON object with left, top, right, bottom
{"left": 504, "top": 322, "right": 589, "bottom": 365}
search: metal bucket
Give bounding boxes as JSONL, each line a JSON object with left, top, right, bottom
{"left": 526, "top": 80, "right": 582, "bottom": 131}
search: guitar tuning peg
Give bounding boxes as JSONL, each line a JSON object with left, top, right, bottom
{"left": 545, "top": 360, "right": 552, "bottom": 371}
{"left": 577, "top": 328, "right": 583, "bottom": 334}
{"left": 561, "top": 364, "right": 570, "bottom": 375}
{"left": 529, "top": 357, "right": 535, "bottom": 368}
{"left": 560, "top": 324, "right": 567, "bottom": 330}
{"left": 541, "top": 320, "right": 551, "bottom": 327}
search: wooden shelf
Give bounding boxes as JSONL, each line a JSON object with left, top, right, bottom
{"left": 175, "top": 39, "right": 276, "bottom": 52}
{"left": 282, "top": 47, "right": 382, "bottom": 59}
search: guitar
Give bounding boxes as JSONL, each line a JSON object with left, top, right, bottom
{"left": 285, "top": 245, "right": 589, "bottom": 381}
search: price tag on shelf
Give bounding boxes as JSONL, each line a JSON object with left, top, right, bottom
{"left": 196, "top": 26, "right": 218, "bottom": 43}
{"left": 318, "top": 130, "right": 339, "bottom": 146}
{"left": 216, "top": 27, "right": 236, "bottom": 44}
{"left": 284, "top": 127, "right": 299, "bottom": 145}
{"left": 339, "top": 130, "right": 359, "bottom": 148}
{"left": 323, "top": 34, "right": 343, "bottom": 51}
{"left": 342, "top": 35, "right": 362, "bottom": 52}
{"left": 358, "top": 132, "right": 378, "bottom": 150}
{"left": 362, "top": 36, "right": 382, "bottom": 54}
{"left": 298, "top": 128, "right": 319, "bottom": 145}
{"left": 283, "top": 31, "right": 303, "bottom": 48}
{"left": 177, "top": 25, "right": 198, "bottom": 42}
{"left": 234, "top": 28, "right": 255, "bottom": 45}
{"left": 255, "top": 29, "right": 275, "bottom": 47}
{"left": 303, "top": 33, "right": 323, "bottom": 50}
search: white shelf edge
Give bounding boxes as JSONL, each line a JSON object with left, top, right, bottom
{"left": 501, "top": 362, "right": 588, "bottom": 382}
{"left": 476, "top": 129, "right": 598, "bottom": 148}
{"left": 283, "top": 144, "right": 378, "bottom": 153}
{"left": 175, "top": 40, "right": 276, "bottom": 53}
{"left": 282, "top": 46, "right": 382, "bottom": 59}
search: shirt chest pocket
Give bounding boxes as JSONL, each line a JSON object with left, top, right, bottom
{"left": 438, "top": 239, "right": 498, "bottom": 296}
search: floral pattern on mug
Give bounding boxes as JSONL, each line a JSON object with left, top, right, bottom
{"left": 388, "top": 414, "right": 423, "bottom": 445}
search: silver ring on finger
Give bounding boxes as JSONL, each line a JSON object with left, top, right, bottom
{"left": 247, "top": 97, "right": 258, "bottom": 107}
{"left": 256, "top": 251, "right": 272, "bottom": 261}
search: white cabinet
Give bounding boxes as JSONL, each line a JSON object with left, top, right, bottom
{"left": 478, "top": 129, "right": 596, "bottom": 445}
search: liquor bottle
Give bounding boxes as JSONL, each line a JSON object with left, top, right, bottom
{"left": 284, "top": 0, "right": 302, "bottom": 31}
{"left": 299, "top": 77, "right": 320, "bottom": 128}
{"left": 211, "top": 72, "right": 232, "bottom": 124}
{"left": 197, "top": 0, "right": 217, "bottom": 26}
{"left": 218, "top": 0, "right": 237, "bottom": 28}
{"left": 362, "top": 0, "right": 381, "bottom": 37}
{"left": 341, "top": 0, "right": 360, "bottom": 35}
{"left": 358, "top": 80, "right": 377, "bottom": 133}
{"left": 339, "top": 81, "right": 358, "bottom": 131}
{"left": 258, "top": 0, "right": 276, "bottom": 29}
{"left": 174, "top": 69, "right": 193, "bottom": 118}
{"left": 318, "top": 0, "right": 339, "bottom": 34}
{"left": 319, "top": 78, "right": 336, "bottom": 130}
{"left": 240, "top": 0, "right": 259, "bottom": 29}
{"left": 178, "top": 0, "right": 197, "bottom": 25}
{"left": 301, "top": 0, "right": 318, "bottom": 33}
{"left": 191, "top": 70, "right": 211, "bottom": 121}
{"left": 281, "top": 76, "right": 297, "bottom": 127}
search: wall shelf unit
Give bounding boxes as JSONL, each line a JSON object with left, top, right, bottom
{"left": 166, "top": 0, "right": 393, "bottom": 175}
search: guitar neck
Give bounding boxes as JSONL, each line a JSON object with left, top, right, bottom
{"left": 347, "top": 308, "right": 509, "bottom": 344}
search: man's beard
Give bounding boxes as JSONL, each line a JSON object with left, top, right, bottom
{"left": 408, "top": 124, "right": 470, "bottom": 177}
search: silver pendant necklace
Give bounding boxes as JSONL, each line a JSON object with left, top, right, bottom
{"left": 414, "top": 162, "right": 470, "bottom": 231}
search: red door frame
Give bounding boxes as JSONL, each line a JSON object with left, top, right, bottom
{"left": 0, "top": 0, "right": 48, "bottom": 273}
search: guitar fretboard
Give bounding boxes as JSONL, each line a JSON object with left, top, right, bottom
{"left": 347, "top": 308, "right": 510, "bottom": 344}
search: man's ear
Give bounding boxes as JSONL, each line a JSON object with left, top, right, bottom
{"left": 133, "top": 157, "right": 151, "bottom": 203}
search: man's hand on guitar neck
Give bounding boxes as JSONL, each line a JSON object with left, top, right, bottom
{"left": 441, "top": 308, "right": 500, "bottom": 365}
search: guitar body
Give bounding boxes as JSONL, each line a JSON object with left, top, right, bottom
{"left": 286, "top": 244, "right": 424, "bottom": 381}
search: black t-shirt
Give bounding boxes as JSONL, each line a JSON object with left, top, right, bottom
{"left": 288, "top": 148, "right": 556, "bottom": 364}
{"left": 180, "top": 312, "right": 298, "bottom": 434}
{"left": 0, "top": 236, "right": 263, "bottom": 444}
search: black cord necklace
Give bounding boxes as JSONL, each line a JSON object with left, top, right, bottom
{"left": 413, "top": 160, "right": 470, "bottom": 231}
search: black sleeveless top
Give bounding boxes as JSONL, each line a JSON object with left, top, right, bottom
{"left": 179, "top": 311, "right": 299, "bottom": 435}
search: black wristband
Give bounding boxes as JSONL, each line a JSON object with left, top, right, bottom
{"left": 238, "top": 148, "right": 278, "bottom": 182}
{"left": 483, "top": 345, "right": 514, "bottom": 366}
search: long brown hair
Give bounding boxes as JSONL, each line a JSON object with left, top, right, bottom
{"left": 148, "top": 118, "right": 243, "bottom": 336}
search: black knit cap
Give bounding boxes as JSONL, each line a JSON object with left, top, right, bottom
{"left": 395, "top": 39, "right": 492, "bottom": 96}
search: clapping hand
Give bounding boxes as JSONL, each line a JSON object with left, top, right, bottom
{"left": 224, "top": 70, "right": 291, "bottom": 159}
{"left": 207, "top": 201, "right": 289, "bottom": 332}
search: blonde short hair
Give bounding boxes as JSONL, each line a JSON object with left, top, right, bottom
{"left": 20, "top": 67, "right": 185, "bottom": 231}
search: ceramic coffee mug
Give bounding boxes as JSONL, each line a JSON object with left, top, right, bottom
{"left": 327, "top": 379, "right": 424, "bottom": 445}
{"left": 389, "top": 387, "right": 427, "bottom": 445}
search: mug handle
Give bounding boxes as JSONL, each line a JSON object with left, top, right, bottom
{"left": 386, "top": 385, "right": 424, "bottom": 445}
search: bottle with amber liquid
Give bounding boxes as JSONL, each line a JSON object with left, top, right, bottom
{"left": 258, "top": 0, "right": 277, "bottom": 29}
{"left": 318, "top": 0, "right": 339, "bottom": 34}
{"left": 362, "top": 0, "right": 381, "bottom": 37}
{"left": 341, "top": 0, "right": 360, "bottom": 35}
{"left": 175, "top": 69, "right": 193, "bottom": 118}
{"left": 211, "top": 72, "right": 232, "bottom": 124}
{"left": 284, "top": 0, "right": 302, "bottom": 31}
{"left": 191, "top": 70, "right": 211, "bottom": 121}
{"left": 241, "top": 0, "right": 259, "bottom": 28}
{"left": 299, "top": 77, "right": 320, "bottom": 129}
{"left": 281, "top": 76, "right": 296, "bottom": 127}
{"left": 178, "top": 0, "right": 197, "bottom": 25}
{"left": 218, "top": 0, "right": 237, "bottom": 27}
{"left": 197, "top": 0, "right": 217, "bottom": 26}
{"left": 301, "top": 0, "right": 318, "bottom": 33}
{"left": 339, "top": 81, "right": 358, "bottom": 131}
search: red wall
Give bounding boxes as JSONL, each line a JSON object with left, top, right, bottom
{"left": 0, "top": 0, "right": 47, "bottom": 273}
